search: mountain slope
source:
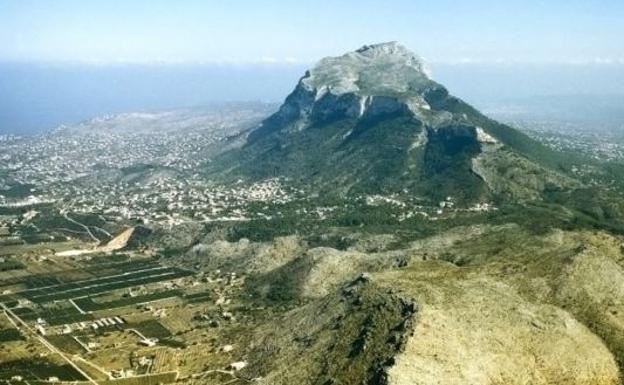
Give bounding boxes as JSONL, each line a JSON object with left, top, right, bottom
{"left": 215, "top": 42, "right": 576, "bottom": 203}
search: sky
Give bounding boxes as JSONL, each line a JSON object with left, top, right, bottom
{"left": 1, "top": 0, "right": 624, "bottom": 134}
{"left": 1, "top": 0, "right": 623, "bottom": 65}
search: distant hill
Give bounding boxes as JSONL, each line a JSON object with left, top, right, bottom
{"left": 57, "top": 103, "right": 276, "bottom": 135}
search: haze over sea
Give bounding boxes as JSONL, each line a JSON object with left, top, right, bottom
{"left": 2, "top": 62, "right": 624, "bottom": 135}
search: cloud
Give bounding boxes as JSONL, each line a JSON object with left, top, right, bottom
{"left": 429, "top": 57, "right": 624, "bottom": 66}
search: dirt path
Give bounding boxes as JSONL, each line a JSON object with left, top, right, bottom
{"left": 63, "top": 212, "right": 100, "bottom": 243}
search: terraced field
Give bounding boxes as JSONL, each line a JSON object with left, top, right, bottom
{"left": 74, "top": 289, "right": 183, "bottom": 311}
{"left": 20, "top": 266, "right": 192, "bottom": 304}
{"left": 0, "top": 358, "right": 86, "bottom": 382}
{"left": 0, "top": 328, "right": 23, "bottom": 343}
{"left": 12, "top": 306, "right": 94, "bottom": 326}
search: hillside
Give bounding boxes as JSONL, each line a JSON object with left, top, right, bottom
{"left": 177, "top": 226, "right": 624, "bottom": 385}
{"left": 215, "top": 42, "right": 577, "bottom": 204}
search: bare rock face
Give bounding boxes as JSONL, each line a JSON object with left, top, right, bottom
{"left": 251, "top": 42, "right": 440, "bottom": 136}
{"left": 301, "top": 42, "right": 433, "bottom": 97}
{"left": 382, "top": 274, "right": 619, "bottom": 385}
{"left": 551, "top": 234, "right": 624, "bottom": 372}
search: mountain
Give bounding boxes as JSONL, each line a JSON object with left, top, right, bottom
{"left": 216, "top": 42, "right": 575, "bottom": 204}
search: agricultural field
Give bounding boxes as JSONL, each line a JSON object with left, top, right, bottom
{"left": 0, "top": 241, "right": 259, "bottom": 385}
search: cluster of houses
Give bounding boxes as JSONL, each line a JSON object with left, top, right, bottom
{"left": 89, "top": 316, "right": 126, "bottom": 331}
{"left": 34, "top": 315, "right": 126, "bottom": 336}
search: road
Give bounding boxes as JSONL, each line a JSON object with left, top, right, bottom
{"left": 63, "top": 212, "right": 100, "bottom": 243}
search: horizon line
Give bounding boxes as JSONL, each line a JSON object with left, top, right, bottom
{"left": 1, "top": 57, "right": 624, "bottom": 67}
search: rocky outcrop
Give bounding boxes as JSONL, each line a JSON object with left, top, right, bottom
{"left": 249, "top": 42, "right": 437, "bottom": 139}
{"left": 245, "top": 277, "right": 419, "bottom": 385}
{"left": 382, "top": 271, "right": 619, "bottom": 385}
{"left": 234, "top": 226, "right": 623, "bottom": 385}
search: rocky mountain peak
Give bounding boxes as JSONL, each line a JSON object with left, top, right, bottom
{"left": 256, "top": 42, "right": 442, "bottom": 132}
{"left": 355, "top": 41, "right": 423, "bottom": 64}
{"left": 300, "top": 42, "right": 433, "bottom": 99}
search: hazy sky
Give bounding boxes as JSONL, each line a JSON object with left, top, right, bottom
{"left": 1, "top": 0, "right": 623, "bottom": 65}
